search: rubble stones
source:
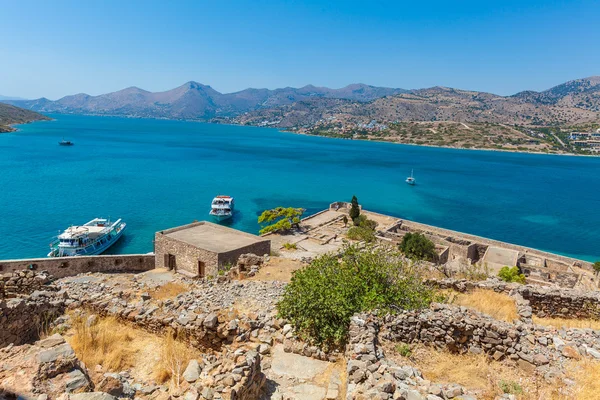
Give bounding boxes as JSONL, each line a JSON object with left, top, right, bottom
{"left": 0, "top": 335, "right": 91, "bottom": 399}
{"left": 183, "top": 359, "right": 202, "bottom": 382}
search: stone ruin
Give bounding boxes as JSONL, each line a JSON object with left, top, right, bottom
{"left": 3, "top": 264, "right": 600, "bottom": 400}
{"left": 227, "top": 254, "right": 265, "bottom": 279}
{"left": 381, "top": 219, "right": 595, "bottom": 290}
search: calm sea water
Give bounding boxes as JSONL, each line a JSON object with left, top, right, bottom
{"left": 1, "top": 114, "right": 599, "bottom": 261}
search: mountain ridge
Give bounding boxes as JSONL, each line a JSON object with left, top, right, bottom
{"left": 3, "top": 82, "right": 408, "bottom": 120}
{"left": 4, "top": 76, "right": 600, "bottom": 126}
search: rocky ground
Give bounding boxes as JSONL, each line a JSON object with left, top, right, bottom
{"left": 3, "top": 254, "right": 600, "bottom": 399}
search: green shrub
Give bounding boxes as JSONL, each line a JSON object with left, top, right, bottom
{"left": 283, "top": 242, "right": 297, "bottom": 250}
{"left": 347, "top": 226, "right": 376, "bottom": 243}
{"left": 395, "top": 343, "right": 412, "bottom": 357}
{"left": 498, "top": 380, "right": 523, "bottom": 395}
{"left": 497, "top": 266, "right": 526, "bottom": 284}
{"left": 593, "top": 261, "right": 600, "bottom": 273}
{"left": 355, "top": 214, "right": 378, "bottom": 230}
{"left": 399, "top": 232, "right": 437, "bottom": 262}
{"left": 346, "top": 215, "right": 378, "bottom": 243}
{"left": 277, "top": 245, "right": 436, "bottom": 347}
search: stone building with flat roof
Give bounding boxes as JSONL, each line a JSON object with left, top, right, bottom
{"left": 154, "top": 221, "right": 271, "bottom": 278}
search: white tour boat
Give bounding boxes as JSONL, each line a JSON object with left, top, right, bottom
{"left": 210, "top": 195, "right": 234, "bottom": 221}
{"left": 48, "top": 218, "right": 126, "bottom": 257}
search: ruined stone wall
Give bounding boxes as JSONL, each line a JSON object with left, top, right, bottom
{"left": 346, "top": 313, "right": 469, "bottom": 399}
{"left": 229, "top": 350, "right": 265, "bottom": 400}
{"left": 154, "top": 234, "right": 219, "bottom": 277}
{"left": 0, "top": 293, "right": 66, "bottom": 347}
{"left": 0, "top": 254, "right": 154, "bottom": 280}
{"left": 429, "top": 278, "right": 600, "bottom": 320}
{"left": 218, "top": 242, "right": 270, "bottom": 270}
{"left": 382, "top": 304, "right": 522, "bottom": 360}
{"left": 396, "top": 219, "right": 592, "bottom": 271}
{"left": 521, "top": 265, "right": 580, "bottom": 288}
{"left": 0, "top": 270, "right": 53, "bottom": 299}
{"left": 520, "top": 286, "right": 600, "bottom": 319}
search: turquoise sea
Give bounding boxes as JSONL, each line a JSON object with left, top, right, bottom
{"left": 1, "top": 114, "right": 599, "bottom": 261}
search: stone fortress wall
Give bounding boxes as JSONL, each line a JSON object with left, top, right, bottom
{"left": 0, "top": 254, "right": 155, "bottom": 279}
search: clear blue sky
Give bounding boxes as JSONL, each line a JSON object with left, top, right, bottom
{"left": 1, "top": 0, "right": 598, "bottom": 99}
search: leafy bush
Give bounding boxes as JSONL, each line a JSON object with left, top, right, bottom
{"left": 346, "top": 226, "right": 376, "bottom": 243}
{"left": 277, "top": 245, "right": 436, "bottom": 347}
{"left": 283, "top": 242, "right": 297, "bottom": 250}
{"left": 593, "top": 261, "right": 600, "bottom": 273}
{"left": 354, "top": 214, "right": 378, "bottom": 230}
{"left": 497, "top": 266, "right": 526, "bottom": 284}
{"left": 399, "top": 232, "right": 437, "bottom": 262}
{"left": 346, "top": 215, "right": 379, "bottom": 243}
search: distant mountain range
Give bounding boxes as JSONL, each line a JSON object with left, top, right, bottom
{"left": 236, "top": 77, "right": 600, "bottom": 127}
{"left": 0, "top": 103, "right": 50, "bottom": 132}
{"left": 4, "top": 83, "right": 407, "bottom": 120}
{"left": 0, "top": 95, "right": 27, "bottom": 101}
{"left": 3, "top": 77, "right": 600, "bottom": 126}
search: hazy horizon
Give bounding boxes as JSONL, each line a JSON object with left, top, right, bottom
{"left": 1, "top": 0, "right": 599, "bottom": 99}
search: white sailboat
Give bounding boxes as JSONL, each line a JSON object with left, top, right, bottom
{"left": 406, "top": 169, "right": 415, "bottom": 185}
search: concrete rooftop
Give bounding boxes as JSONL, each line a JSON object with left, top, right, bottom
{"left": 163, "top": 221, "right": 268, "bottom": 253}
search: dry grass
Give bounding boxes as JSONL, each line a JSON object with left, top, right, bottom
{"left": 533, "top": 316, "right": 600, "bottom": 330}
{"left": 66, "top": 313, "right": 201, "bottom": 387}
{"left": 68, "top": 314, "right": 137, "bottom": 371}
{"left": 448, "top": 289, "right": 518, "bottom": 322}
{"left": 247, "top": 256, "right": 303, "bottom": 282}
{"left": 155, "top": 330, "right": 198, "bottom": 386}
{"left": 149, "top": 282, "right": 190, "bottom": 300}
{"left": 568, "top": 358, "right": 600, "bottom": 400}
{"left": 387, "top": 344, "right": 570, "bottom": 400}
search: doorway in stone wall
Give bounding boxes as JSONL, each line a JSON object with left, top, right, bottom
{"left": 165, "top": 254, "right": 176, "bottom": 271}
{"left": 197, "top": 260, "right": 205, "bottom": 278}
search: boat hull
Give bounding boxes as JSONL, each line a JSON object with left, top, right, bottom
{"left": 210, "top": 212, "right": 233, "bottom": 221}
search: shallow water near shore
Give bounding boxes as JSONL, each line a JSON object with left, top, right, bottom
{"left": 1, "top": 114, "right": 599, "bottom": 261}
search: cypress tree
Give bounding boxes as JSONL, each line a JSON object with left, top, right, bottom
{"left": 349, "top": 195, "right": 360, "bottom": 223}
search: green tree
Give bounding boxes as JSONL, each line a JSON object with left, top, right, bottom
{"left": 258, "top": 207, "right": 304, "bottom": 235}
{"left": 349, "top": 195, "right": 360, "bottom": 224}
{"left": 399, "top": 232, "right": 437, "bottom": 262}
{"left": 497, "top": 266, "right": 526, "bottom": 284}
{"left": 593, "top": 261, "right": 600, "bottom": 274}
{"left": 277, "top": 245, "right": 436, "bottom": 347}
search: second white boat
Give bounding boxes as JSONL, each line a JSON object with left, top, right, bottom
{"left": 209, "top": 195, "right": 234, "bottom": 221}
